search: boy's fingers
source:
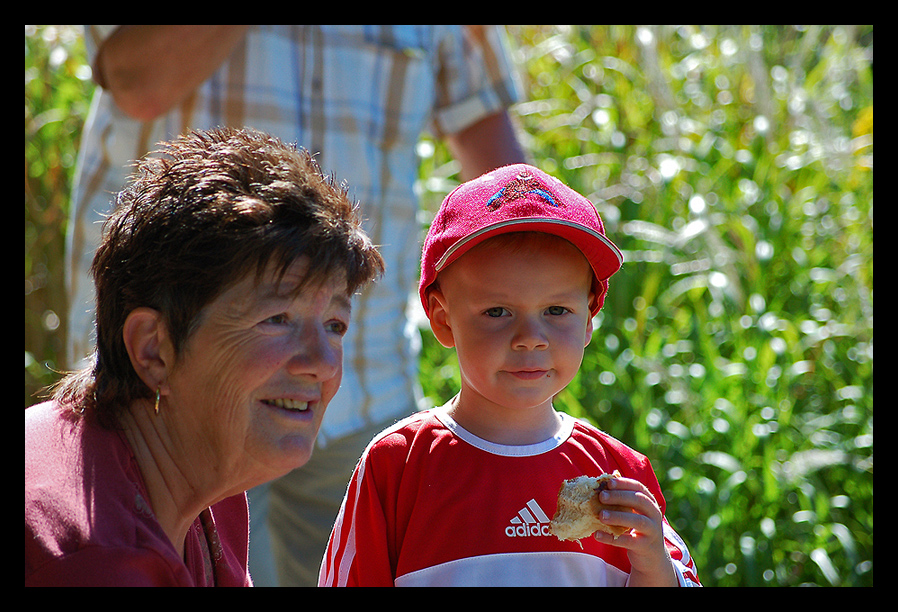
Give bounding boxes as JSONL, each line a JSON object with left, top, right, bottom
{"left": 601, "top": 488, "right": 661, "bottom": 517}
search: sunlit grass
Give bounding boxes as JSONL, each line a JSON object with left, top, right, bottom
{"left": 418, "top": 25, "right": 872, "bottom": 587}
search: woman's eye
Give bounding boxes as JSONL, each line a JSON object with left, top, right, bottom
{"left": 327, "top": 319, "right": 349, "bottom": 336}
{"left": 263, "top": 314, "right": 289, "bottom": 325}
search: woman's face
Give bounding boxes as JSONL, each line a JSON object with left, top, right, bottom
{"left": 163, "top": 257, "right": 350, "bottom": 488}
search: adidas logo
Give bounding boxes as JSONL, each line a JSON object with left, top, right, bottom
{"left": 505, "top": 498, "right": 553, "bottom": 538}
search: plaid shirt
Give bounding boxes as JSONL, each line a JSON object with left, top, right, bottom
{"left": 68, "top": 25, "right": 520, "bottom": 442}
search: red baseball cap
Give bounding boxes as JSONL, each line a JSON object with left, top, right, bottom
{"left": 419, "top": 163, "right": 622, "bottom": 317}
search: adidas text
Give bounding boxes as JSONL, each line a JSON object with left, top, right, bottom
{"left": 506, "top": 523, "right": 552, "bottom": 538}
{"left": 505, "top": 498, "right": 553, "bottom": 538}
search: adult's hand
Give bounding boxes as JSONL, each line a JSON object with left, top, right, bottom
{"left": 95, "top": 25, "right": 250, "bottom": 121}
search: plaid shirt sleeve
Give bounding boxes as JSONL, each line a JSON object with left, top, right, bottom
{"left": 430, "top": 25, "right": 521, "bottom": 136}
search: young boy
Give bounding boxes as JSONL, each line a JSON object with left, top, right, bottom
{"left": 319, "top": 164, "right": 701, "bottom": 587}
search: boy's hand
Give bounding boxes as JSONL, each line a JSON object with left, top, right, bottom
{"left": 591, "top": 477, "right": 679, "bottom": 587}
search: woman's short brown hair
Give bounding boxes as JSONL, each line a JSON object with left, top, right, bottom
{"left": 55, "top": 127, "right": 383, "bottom": 427}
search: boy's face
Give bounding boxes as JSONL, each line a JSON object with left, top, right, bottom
{"left": 427, "top": 235, "right": 594, "bottom": 421}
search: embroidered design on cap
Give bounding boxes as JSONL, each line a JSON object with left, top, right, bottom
{"left": 485, "top": 171, "right": 558, "bottom": 210}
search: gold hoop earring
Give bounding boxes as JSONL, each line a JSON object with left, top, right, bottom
{"left": 154, "top": 388, "right": 161, "bottom": 415}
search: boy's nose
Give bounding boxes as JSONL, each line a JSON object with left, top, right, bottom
{"left": 512, "top": 317, "right": 549, "bottom": 351}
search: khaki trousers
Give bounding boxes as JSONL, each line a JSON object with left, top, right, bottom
{"left": 248, "top": 415, "right": 399, "bottom": 586}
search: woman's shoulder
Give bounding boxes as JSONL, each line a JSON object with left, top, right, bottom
{"left": 26, "top": 400, "right": 93, "bottom": 491}
{"left": 25, "top": 399, "right": 74, "bottom": 438}
{"left": 25, "top": 401, "right": 176, "bottom": 580}
{"left": 26, "top": 400, "right": 135, "bottom": 489}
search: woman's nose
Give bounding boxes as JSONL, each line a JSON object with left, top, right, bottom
{"left": 286, "top": 325, "right": 342, "bottom": 381}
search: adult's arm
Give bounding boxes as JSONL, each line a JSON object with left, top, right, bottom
{"left": 95, "top": 25, "right": 250, "bottom": 121}
{"left": 445, "top": 110, "right": 528, "bottom": 181}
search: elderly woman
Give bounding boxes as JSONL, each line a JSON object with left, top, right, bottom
{"left": 25, "top": 128, "right": 384, "bottom": 586}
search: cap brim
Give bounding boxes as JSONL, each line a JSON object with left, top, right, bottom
{"left": 435, "top": 217, "right": 623, "bottom": 281}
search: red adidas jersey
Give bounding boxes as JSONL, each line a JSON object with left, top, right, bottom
{"left": 319, "top": 406, "right": 701, "bottom": 586}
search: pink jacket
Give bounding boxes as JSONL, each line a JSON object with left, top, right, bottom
{"left": 25, "top": 401, "right": 251, "bottom": 586}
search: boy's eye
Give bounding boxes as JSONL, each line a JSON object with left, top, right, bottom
{"left": 485, "top": 307, "right": 506, "bottom": 318}
{"left": 546, "top": 306, "right": 569, "bottom": 316}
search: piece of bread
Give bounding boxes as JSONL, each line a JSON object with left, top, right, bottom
{"left": 549, "top": 471, "right": 632, "bottom": 542}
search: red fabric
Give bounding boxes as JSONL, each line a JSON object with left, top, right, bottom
{"left": 25, "top": 401, "right": 251, "bottom": 587}
{"left": 320, "top": 409, "right": 701, "bottom": 586}
{"left": 419, "top": 164, "right": 623, "bottom": 317}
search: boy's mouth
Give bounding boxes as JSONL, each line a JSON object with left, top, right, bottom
{"left": 506, "top": 369, "right": 550, "bottom": 380}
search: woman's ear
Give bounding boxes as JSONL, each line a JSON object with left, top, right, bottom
{"left": 426, "top": 288, "right": 456, "bottom": 349}
{"left": 122, "top": 307, "right": 174, "bottom": 393}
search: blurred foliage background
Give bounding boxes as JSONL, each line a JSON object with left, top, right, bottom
{"left": 420, "top": 25, "right": 873, "bottom": 587}
{"left": 25, "top": 25, "right": 93, "bottom": 404}
{"left": 26, "top": 25, "right": 872, "bottom": 586}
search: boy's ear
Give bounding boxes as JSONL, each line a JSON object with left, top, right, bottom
{"left": 584, "top": 305, "right": 594, "bottom": 348}
{"left": 426, "top": 288, "right": 456, "bottom": 349}
{"left": 122, "top": 307, "right": 175, "bottom": 394}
